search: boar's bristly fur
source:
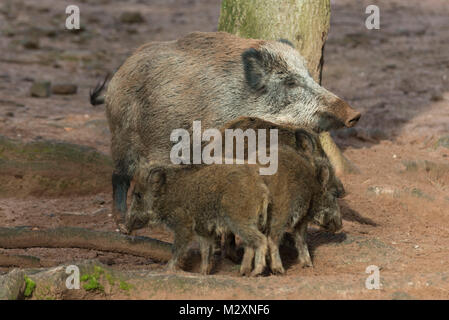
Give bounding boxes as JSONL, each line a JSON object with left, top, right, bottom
{"left": 124, "top": 163, "right": 270, "bottom": 276}
{"left": 103, "top": 32, "right": 359, "bottom": 224}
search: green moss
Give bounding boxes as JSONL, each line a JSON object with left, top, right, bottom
{"left": 80, "top": 265, "right": 135, "bottom": 294}
{"left": 82, "top": 276, "right": 104, "bottom": 291}
{"left": 119, "top": 280, "right": 133, "bottom": 291}
{"left": 24, "top": 275, "right": 36, "bottom": 297}
{"left": 105, "top": 273, "right": 116, "bottom": 286}
{"left": 81, "top": 266, "right": 105, "bottom": 292}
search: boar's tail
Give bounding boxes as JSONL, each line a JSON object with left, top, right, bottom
{"left": 89, "top": 74, "right": 109, "bottom": 106}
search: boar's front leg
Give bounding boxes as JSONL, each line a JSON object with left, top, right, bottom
{"left": 294, "top": 221, "right": 313, "bottom": 268}
{"left": 166, "top": 229, "right": 193, "bottom": 272}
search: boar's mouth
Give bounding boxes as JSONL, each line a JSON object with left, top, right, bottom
{"left": 314, "top": 112, "right": 346, "bottom": 132}
{"left": 314, "top": 97, "right": 361, "bottom": 132}
{"left": 323, "top": 218, "right": 343, "bottom": 233}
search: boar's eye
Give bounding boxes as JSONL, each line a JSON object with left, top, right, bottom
{"left": 284, "top": 77, "right": 300, "bottom": 88}
{"left": 134, "top": 192, "right": 142, "bottom": 200}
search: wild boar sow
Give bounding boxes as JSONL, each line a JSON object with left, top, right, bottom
{"left": 102, "top": 32, "right": 360, "bottom": 221}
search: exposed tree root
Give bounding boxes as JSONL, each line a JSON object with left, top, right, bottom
{"left": 0, "top": 227, "right": 172, "bottom": 264}
{"left": 0, "top": 253, "right": 42, "bottom": 268}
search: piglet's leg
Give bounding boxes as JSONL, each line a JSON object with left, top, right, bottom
{"left": 294, "top": 221, "right": 313, "bottom": 268}
{"left": 198, "top": 236, "right": 214, "bottom": 275}
{"left": 166, "top": 230, "right": 193, "bottom": 272}
{"left": 267, "top": 236, "right": 285, "bottom": 274}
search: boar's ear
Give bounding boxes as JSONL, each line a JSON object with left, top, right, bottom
{"left": 317, "top": 165, "right": 330, "bottom": 190}
{"left": 148, "top": 167, "right": 166, "bottom": 191}
{"left": 278, "top": 39, "right": 295, "bottom": 48}
{"left": 295, "top": 129, "right": 316, "bottom": 155}
{"left": 242, "top": 48, "right": 268, "bottom": 92}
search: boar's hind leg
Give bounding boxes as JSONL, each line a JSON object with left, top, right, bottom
{"left": 294, "top": 221, "right": 313, "bottom": 268}
{"left": 112, "top": 172, "right": 131, "bottom": 223}
{"left": 111, "top": 145, "right": 137, "bottom": 224}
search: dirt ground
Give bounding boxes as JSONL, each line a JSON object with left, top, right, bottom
{"left": 0, "top": 0, "right": 448, "bottom": 299}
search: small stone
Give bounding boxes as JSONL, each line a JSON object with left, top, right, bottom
{"left": 120, "top": 12, "right": 145, "bottom": 24}
{"left": 51, "top": 84, "right": 78, "bottom": 95}
{"left": 22, "top": 37, "right": 40, "bottom": 50}
{"left": 5, "top": 111, "right": 14, "bottom": 117}
{"left": 93, "top": 195, "right": 106, "bottom": 205}
{"left": 430, "top": 92, "right": 444, "bottom": 102}
{"left": 30, "top": 80, "right": 51, "bottom": 98}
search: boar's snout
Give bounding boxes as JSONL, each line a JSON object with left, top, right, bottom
{"left": 118, "top": 222, "right": 131, "bottom": 235}
{"left": 326, "top": 216, "right": 343, "bottom": 233}
{"left": 333, "top": 98, "right": 361, "bottom": 128}
{"left": 345, "top": 110, "right": 361, "bottom": 128}
{"left": 319, "top": 96, "right": 361, "bottom": 130}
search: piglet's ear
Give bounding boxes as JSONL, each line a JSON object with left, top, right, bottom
{"left": 295, "top": 129, "right": 316, "bottom": 155}
{"left": 242, "top": 48, "right": 269, "bottom": 92}
{"left": 317, "top": 165, "right": 330, "bottom": 190}
{"left": 148, "top": 168, "right": 166, "bottom": 191}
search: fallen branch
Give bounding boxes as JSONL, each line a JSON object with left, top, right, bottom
{"left": 0, "top": 227, "right": 172, "bottom": 263}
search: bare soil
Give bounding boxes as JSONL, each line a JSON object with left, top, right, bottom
{"left": 0, "top": 0, "right": 448, "bottom": 299}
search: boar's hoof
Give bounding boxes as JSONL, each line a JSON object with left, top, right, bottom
{"left": 250, "top": 267, "right": 265, "bottom": 277}
{"left": 117, "top": 223, "right": 130, "bottom": 235}
{"left": 239, "top": 264, "right": 253, "bottom": 277}
{"left": 164, "top": 260, "right": 185, "bottom": 273}
{"left": 200, "top": 264, "right": 213, "bottom": 276}
{"left": 270, "top": 263, "right": 285, "bottom": 275}
{"left": 297, "top": 256, "right": 313, "bottom": 268}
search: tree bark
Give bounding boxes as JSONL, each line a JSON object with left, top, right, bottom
{"left": 218, "top": 0, "right": 357, "bottom": 175}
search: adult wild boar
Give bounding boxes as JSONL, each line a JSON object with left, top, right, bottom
{"left": 95, "top": 32, "right": 360, "bottom": 222}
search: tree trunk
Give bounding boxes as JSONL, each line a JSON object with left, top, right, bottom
{"left": 218, "top": 0, "right": 357, "bottom": 175}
